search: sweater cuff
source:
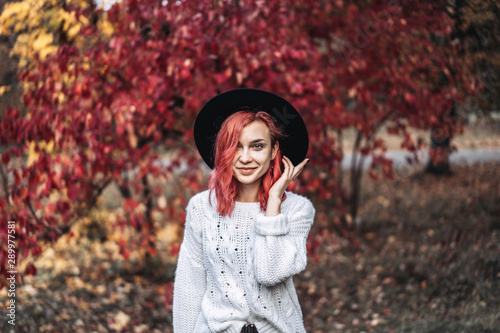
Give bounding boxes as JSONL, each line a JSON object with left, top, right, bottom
{"left": 254, "top": 212, "right": 289, "bottom": 236}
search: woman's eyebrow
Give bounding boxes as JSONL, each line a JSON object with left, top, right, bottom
{"left": 250, "top": 138, "right": 266, "bottom": 144}
{"left": 238, "top": 138, "right": 266, "bottom": 145}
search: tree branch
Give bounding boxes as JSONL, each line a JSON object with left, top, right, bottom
{"left": 336, "top": 127, "right": 344, "bottom": 191}
{"left": 0, "top": 164, "right": 10, "bottom": 202}
{"left": 89, "top": 177, "right": 113, "bottom": 207}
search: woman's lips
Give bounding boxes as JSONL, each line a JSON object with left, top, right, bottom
{"left": 238, "top": 167, "right": 257, "bottom": 174}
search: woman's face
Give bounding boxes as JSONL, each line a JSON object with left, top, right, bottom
{"left": 232, "top": 120, "right": 278, "bottom": 187}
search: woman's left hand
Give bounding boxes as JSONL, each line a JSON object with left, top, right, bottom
{"left": 268, "top": 155, "right": 309, "bottom": 199}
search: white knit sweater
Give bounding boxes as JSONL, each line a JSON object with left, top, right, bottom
{"left": 172, "top": 189, "right": 316, "bottom": 333}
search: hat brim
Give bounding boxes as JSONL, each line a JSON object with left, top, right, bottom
{"left": 194, "top": 88, "right": 309, "bottom": 169}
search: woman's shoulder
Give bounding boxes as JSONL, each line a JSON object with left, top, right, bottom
{"left": 187, "top": 189, "right": 213, "bottom": 209}
{"left": 188, "top": 189, "right": 208, "bottom": 203}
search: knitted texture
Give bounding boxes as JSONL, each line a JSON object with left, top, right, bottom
{"left": 172, "top": 189, "right": 316, "bottom": 333}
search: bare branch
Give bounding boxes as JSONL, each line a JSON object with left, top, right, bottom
{"left": 0, "top": 164, "right": 10, "bottom": 202}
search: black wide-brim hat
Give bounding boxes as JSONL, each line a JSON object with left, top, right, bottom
{"left": 194, "top": 88, "right": 309, "bottom": 170}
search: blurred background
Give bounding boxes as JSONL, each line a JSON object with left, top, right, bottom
{"left": 0, "top": 0, "right": 499, "bottom": 332}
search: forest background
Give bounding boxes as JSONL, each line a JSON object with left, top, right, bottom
{"left": 0, "top": 0, "right": 499, "bottom": 332}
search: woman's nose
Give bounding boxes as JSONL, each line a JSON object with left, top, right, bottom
{"left": 240, "top": 149, "right": 252, "bottom": 162}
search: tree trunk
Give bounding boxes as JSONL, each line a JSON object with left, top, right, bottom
{"left": 425, "top": 129, "right": 452, "bottom": 175}
{"left": 425, "top": 106, "right": 457, "bottom": 176}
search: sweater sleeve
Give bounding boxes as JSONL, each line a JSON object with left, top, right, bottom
{"left": 173, "top": 196, "right": 206, "bottom": 333}
{"left": 252, "top": 196, "right": 316, "bottom": 287}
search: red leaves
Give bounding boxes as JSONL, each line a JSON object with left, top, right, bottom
{"left": 403, "top": 92, "right": 416, "bottom": 104}
{"left": 306, "top": 234, "right": 321, "bottom": 263}
{"left": 121, "top": 248, "right": 131, "bottom": 260}
{"left": 13, "top": 170, "right": 21, "bottom": 185}
{"left": 124, "top": 199, "right": 139, "bottom": 212}
{"left": 117, "top": 238, "right": 131, "bottom": 260}
{"left": 31, "top": 245, "right": 42, "bottom": 257}
{"left": 170, "top": 243, "right": 180, "bottom": 256}
{"left": 148, "top": 245, "right": 157, "bottom": 257}
{"left": 66, "top": 184, "right": 80, "bottom": 201}
{"left": 369, "top": 154, "right": 395, "bottom": 182}
{"left": 44, "top": 202, "right": 56, "bottom": 216}
{"left": 24, "top": 263, "right": 37, "bottom": 276}
{"left": 213, "top": 67, "right": 233, "bottom": 84}
{"left": 17, "top": 187, "right": 28, "bottom": 201}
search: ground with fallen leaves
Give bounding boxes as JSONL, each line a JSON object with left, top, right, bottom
{"left": 299, "top": 162, "right": 500, "bottom": 332}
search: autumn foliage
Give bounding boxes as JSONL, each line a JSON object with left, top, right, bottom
{"left": 0, "top": 0, "right": 478, "bottom": 286}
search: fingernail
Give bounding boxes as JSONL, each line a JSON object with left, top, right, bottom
{"left": 306, "top": 159, "right": 310, "bottom": 164}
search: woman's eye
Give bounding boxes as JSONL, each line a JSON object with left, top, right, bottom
{"left": 253, "top": 144, "right": 263, "bottom": 149}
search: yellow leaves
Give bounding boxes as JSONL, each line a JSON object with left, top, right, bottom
{"left": 348, "top": 86, "right": 357, "bottom": 98}
{"left": 364, "top": 232, "right": 375, "bottom": 240}
{"left": 109, "top": 311, "right": 130, "bottom": 332}
{"left": 32, "top": 32, "right": 53, "bottom": 50}
{"left": 68, "top": 0, "right": 90, "bottom": 8}
{"left": 56, "top": 91, "right": 66, "bottom": 104}
{"left": 126, "top": 122, "right": 138, "bottom": 148}
{"left": 97, "top": 15, "right": 115, "bottom": 37}
{"left": 67, "top": 24, "right": 82, "bottom": 41}
{"left": 0, "top": 0, "right": 93, "bottom": 70}
{"left": 387, "top": 235, "right": 396, "bottom": 244}
{"left": 35, "top": 247, "right": 82, "bottom": 276}
{"left": 39, "top": 45, "right": 57, "bottom": 60}
{"left": 0, "top": 3, "right": 31, "bottom": 33}
{"left": 157, "top": 224, "right": 181, "bottom": 244}
{"left": 307, "top": 282, "right": 317, "bottom": 294}
{"left": 0, "top": 85, "right": 11, "bottom": 96}
{"left": 27, "top": 140, "right": 56, "bottom": 166}
{"left": 57, "top": 8, "right": 88, "bottom": 40}
{"left": 21, "top": 80, "right": 34, "bottom": 93}
{"left": 56, "top": 313, "right": 71, "bottom": 322}
{"left": 82, "top": 58, "right": 91, "bottom": 71}
{"left": 376, "top": 195, "right": 390, "bottom": 208}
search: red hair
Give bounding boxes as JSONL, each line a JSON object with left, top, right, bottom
{"left": 208, "top": 111, "right": 288, "bottom": 217}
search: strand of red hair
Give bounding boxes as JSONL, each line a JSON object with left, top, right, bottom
{"left": 207, "top": 110, "right": 288, "bottom": 217}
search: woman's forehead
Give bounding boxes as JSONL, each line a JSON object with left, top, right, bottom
{"left": 238, "top": 121, "right": 271, "bottom": 142}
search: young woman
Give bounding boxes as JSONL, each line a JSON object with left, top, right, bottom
{"left": 172, "top": 88, "right": 316, "bottom": 333}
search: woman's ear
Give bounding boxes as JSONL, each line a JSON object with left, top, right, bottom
{"left": 271, "top": 141, "right": 279, "bottom": 160}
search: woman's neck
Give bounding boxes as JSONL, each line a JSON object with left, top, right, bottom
{"left": 235, "top": 184, "right": 260, "bottom": 202}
